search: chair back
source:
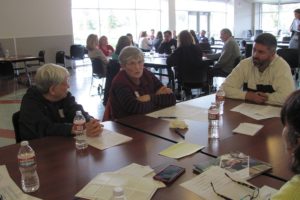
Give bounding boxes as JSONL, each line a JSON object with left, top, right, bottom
{"left": 103, "top": 59, "right": 121, "bottom": 105}
{"left": 245, "top": 43, "right": 253, "bottom": 58}
{"left": 56, "top": 51, "right": 65, "bottom": 66}
{"left": 197, "top": 43, "right": 212, "bottom": 54}
{"left": 91, "top": 58, "right": 106, "bottom": 78}
{"left": 70, "top": 45, "right": 85, "bottom": 60}
{"left": 277, "top": 48, "right": 299, "bottom": 69}
{"left": 180, "top": 61, "right": 209, "bottom": 85}
{"left": 0, "top": 61, "right": 14, "bottom": 79}
{"left": 38, "top": 50, "right": 45, "bottom": 63}
{"left": 12, "top": 111, "right": 22, "bottom": 143}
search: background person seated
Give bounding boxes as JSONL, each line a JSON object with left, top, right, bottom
{"left": 19, "top": 63, "right": 103, "bottom": 140}
{"left": 221, "top": 33, "right": 295, "bottom": 106}
{"left": 198, "top": 30, "right": 209, "bottom": 43}
{"left": 138, "top": 31, "right": 152, "bottom": 51}
{"left": 272, "top": 90, "right": 300, "bottom": 199}
{"left": 157, "top": 30, "right": 177, "bottom": 54}
{"left": 207, "top": 28, "right": 241, "bottom": 86}
{"left": 105, "top": 46, "right": 176, "bottom": 120}
{"left": 167, "top": 30, "right": 204, "bottom": 98}
{"left": 86, "top": 34, "right": 108, "bottom": 65}
{"left": 99, "top": 35, "right": 115, "bottom": 57}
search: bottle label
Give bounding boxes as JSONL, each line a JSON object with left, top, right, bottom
{"left": 73, "top": 123, "right": 85, "bottom": 132}
{"left": 216, "top": 95, "right": 225, "bottom": 102}
{"left": 18, "top": 156, "right": 35, "bottom": 167}
{"left": 208, "top": 112, "right": 219, "bottom": 120}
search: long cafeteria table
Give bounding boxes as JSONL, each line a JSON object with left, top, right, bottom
{"left": 116, "top": 95, "right": 293, "bottom": 181}
{"left": 0, "top": 121, "right": 285, "bottom": 199}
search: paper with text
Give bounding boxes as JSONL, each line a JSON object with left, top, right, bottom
{"left": 159, "top": 142, "right": 204, "bottom": 159}
{"left": 86, "top": 129, "right": 132, "bottom": 150}
{"left": 76, "top": 163, "right": 164, "bottom": 200}
{"left": 231, "top": 103, "right": 281, "bottom": 120}
{"left": 181, "top": 166, "right": 259, "bottom": 200}
{"left": 233, "top": 123, "right": 264, "bottom": 136}
{"left": 0, "top": 165, "right": 41, "bottom": 200}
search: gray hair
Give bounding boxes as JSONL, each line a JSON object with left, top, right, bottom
{"left": 221, "top": 28, "right": 232, "bottom": 37}
{"left": 35, "top": 63, "right": 69, "bottom": 94}
{"left": 118, "top": 46, "right": 144, "bottom": 66}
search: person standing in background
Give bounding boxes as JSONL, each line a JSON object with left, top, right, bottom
{"left": 289, "top": 9, "right": 300, "bottom": 49}
{"left": 99, "top": 36, "right": 115, "bottom": 56}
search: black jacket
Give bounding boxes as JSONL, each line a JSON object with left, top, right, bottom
{"left": 19, "top": 86, "right": 92, "bottom": 140}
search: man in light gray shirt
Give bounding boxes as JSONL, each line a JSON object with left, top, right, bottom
{"left": 207, "top": 28, "right": 241, "bottom": 86}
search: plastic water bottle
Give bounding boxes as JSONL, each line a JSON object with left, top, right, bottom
{"left": 112, "top": 187, "right": 127, "bottom": 200}
{"left": 216, "top": 88, "right": 225, "bottom": 115}
{"left": 208, "top": 102, "right": 220, "bottom": 138}
{"left": 18, "top": 141, "right": 40, "bottom": 193}
{"left": 73, "top": 110, "right": 87, "bottom": 150}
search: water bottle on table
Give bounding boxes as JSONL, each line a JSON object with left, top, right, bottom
{"left": 216, "top": 88, "right": 225, "bottom": 115}
{"left": 208, "top": 102, "right": 220, "bottom": 139}
{"left": 73, "top": 110, "right": 88, "bottom": 150}
{"left": 18, "top": 141, "right": 40, "bottom": 193}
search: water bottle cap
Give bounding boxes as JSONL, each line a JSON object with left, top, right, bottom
{"left": 76, "top": 110, "right": 82, "bottom": 115}
{"left": 113, "top": 187, "right": 124, "bottom": 196}
{"left": 20, "top": 141, "right": 29, "bottom": 146}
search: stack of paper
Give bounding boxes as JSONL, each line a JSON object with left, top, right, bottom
{"left": 159, "top": 142, "right": 205, "bottom": 159}
{"left": 0, "top": 165, "right": 41, "bottom": 200}
{"left": 85, "top": 129, "right": 132, "bottom": 150}
{"left": 233, "top": 123, "right": 264, "bottom": 136}
{"left": 75, "top": 163, "right": 165, "bottom": 200}
{"left": 231, "top": 103, "right": 281, "bottom": 120}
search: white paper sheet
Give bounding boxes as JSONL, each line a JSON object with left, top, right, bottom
{"left": 181, "top": 166, "right": 259, "bottom": 200}
{"left": 232, "top": 123, "right": 264, "bottom": 136}
{"left": 76, "top": 163, "right": 164, "bottom": 200}
{"left": 86, "top": 129, "right": 132, "bottom": 150}
{"left": 231, "top": 103, "right": 281, "bottom": 120}
{"left": 159, "top": 142, "right": 205, "bottom": 159}
{"left": 0, "top": 165, "right": 41, "bottom": 200}
{"left": 147, "top": 104, "right": 208, "bottom": 122}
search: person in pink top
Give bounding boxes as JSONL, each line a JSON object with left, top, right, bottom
{"left": 99, "top": 35, "right": 115, "bottom": 56}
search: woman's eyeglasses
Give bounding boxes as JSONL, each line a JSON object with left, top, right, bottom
{"left": 210, "top": 173, "right": 259, "bottom": 200}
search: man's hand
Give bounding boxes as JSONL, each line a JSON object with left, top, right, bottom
{"left": 245, "top": 91, "right": 268, "bottom": 104}
{"left": 137, "top": 94, "right": 151, "bottom": 102}
{"left": 155, "top": 86, "right": 173, "bottom": 95}
{"left": 85, "top": 119, "right": 103, "bottom": 137}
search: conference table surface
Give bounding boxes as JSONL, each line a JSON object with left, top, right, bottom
{"left": 116, "top": 95, "right": 293, "bottom": 181}
{"left": 0, "top": 121, "right": 285, "bottom": 200}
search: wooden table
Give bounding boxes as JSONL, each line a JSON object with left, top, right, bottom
{"left": 116, "top": 95, "right": 293, "bottom": 181}
{"left": 0, "top": 121, "right": 285, "bottom": 199}
{"left": 0, "top": 55, "right": 40, "bottom": 86}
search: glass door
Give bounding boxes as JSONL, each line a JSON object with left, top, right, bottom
{"left": 188, "top": 11, "right": 210, "bottom": 37}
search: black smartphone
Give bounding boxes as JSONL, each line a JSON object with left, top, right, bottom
{"left": 153, "top": 165, "right": 185, "bottom": 184}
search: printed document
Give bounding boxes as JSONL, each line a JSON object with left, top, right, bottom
{"left": 159, "top": 142, "right": 204, "bottom": 159}
{"left": 76, "top": 163, "right": 164, "bottom": 200}
{"left": 86, "top": 129, "right": 132, "bottom": 150}
{"left": 0, "top": 165, "right": 41, "bottom": 200}
{"left": 231, "top": 103, "right": 281, "bottom": 120}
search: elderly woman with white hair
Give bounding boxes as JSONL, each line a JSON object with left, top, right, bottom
{"left": 105, "top": 46, "right": 176, "bottom": 120}
{"left": 19, "top": 63, "right": 103, "bottom": 140}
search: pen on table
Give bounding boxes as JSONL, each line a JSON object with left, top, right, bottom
{"left": 174, "top": 128, "right": 185, "bottom": 139}
{"left": 158, "top": 116, "right": 177, "bottom": 119}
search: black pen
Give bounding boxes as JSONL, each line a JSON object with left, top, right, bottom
{"left": 158, "top": 116, "right": 177, "bottom": 119}
{"left": 174, "top": 128, "right": 185, "bottom": 139}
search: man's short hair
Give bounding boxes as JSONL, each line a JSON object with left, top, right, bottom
{"left": 294, "top": 9, "right": 300, "bottom": 14}
{"left": 35, "top": 63, "right": 69, "bottom": 94}
{"left": 221, "top": 28, "right": 232, "bottom": 37}
{"left": 118, "top": 46, "right": 144, "bottom": 66}
{"left": 254, "top": 33, "right": 277, "bottom": 53}
{"left": 164, "top": 30, "right": 172, "bottom": 36}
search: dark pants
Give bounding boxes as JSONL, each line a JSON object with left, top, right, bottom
{"left": 207, "top": 67, "right": 229, "bottom": 86}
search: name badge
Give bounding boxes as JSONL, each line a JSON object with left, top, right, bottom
{"left": 58, "top": 109, "right": 65, "bottom": 118}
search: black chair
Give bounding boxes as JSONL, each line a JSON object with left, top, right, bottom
{"left": 26, "top": 50, "right": 45, "bottom": 68}
{"left": 103, "top": 59, "right": 121, "bottom": 105}
{"left": 65, "top": 45, "right": 85, "bottom": 68}
{"left": 178, "top": 61, "right": 210, "bottom": 100}
{"left": 55, "top": 51, "right": 65, "bottom": 67}
{"left": 277, "top": 48, "right": 299, "bottom": 79}
{"left": 12, "top": 111, "right": 22, "bottom": 143}
{"left": 197, "top": 43, "right": 212, "bottom": 54}
{"left": 90, "top": 58, "right": 106, "bottom": 96}
{"left": 0, "top": 61, "right": 20, "bottom": 91}
{"left": 245, "top": 43, "right": 253, "bottom": 58}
